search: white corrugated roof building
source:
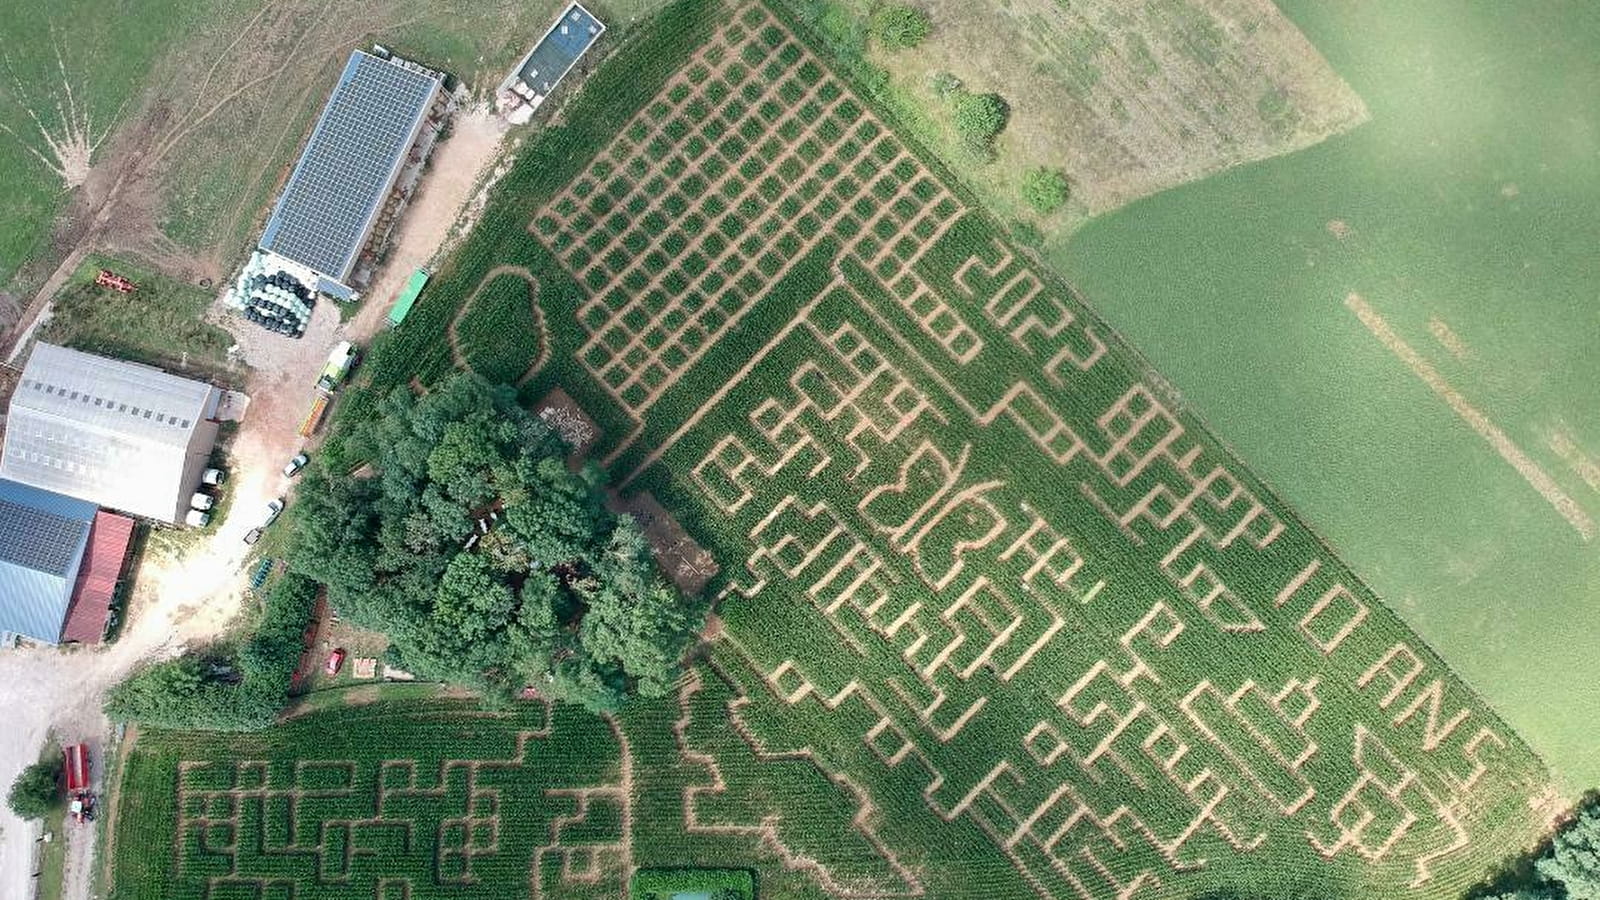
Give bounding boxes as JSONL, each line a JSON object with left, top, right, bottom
{"left": 0, "top": 343, "right": 222, "bottom": 523}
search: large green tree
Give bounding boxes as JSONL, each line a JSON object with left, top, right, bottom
{"left": 293, "top": 374, "right": 705, "bottom": 710}
{"left": 1540, "top": 806, "right": 1600, "bottom": 897}
{"left": 7, "top": 758, "right": 61, "bottom": 820}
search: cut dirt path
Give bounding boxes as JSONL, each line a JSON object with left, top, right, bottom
{"left": 445, "top": 265, "right": 548, "bottom": 385}
{"left": 348, "top": 103, "right": 509, "bottom": 338}
{"left": 0, "top": 101, "right": 512, "bottom": 900}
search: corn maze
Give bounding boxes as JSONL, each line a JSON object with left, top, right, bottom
{"left": 524, "top": 2, "right": 1549, "bottom": 896}
{"left": 113, "top": 702, "right": 641, "bottom": 900}
{"left": 115, "top": 2, "right": 1552, "bottom": 898}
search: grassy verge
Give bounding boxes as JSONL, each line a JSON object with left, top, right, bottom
{"left": 37, "top": 255, "right": 242, "bottom": 388}
{"left": 34, "top": 804, "right": 66, "bottom": 900}
{"left": 285, "top": 681, "right": 443, "bottom": 715}
{"left": 631, "top": 867, "right": 755, "bottom": 899}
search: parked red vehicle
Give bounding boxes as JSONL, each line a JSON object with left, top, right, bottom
{"left": 324, "top": 648, "right": 347, "bottom": 676}
{"left": 63, "top": 743, "right": 94, "bottom": 823}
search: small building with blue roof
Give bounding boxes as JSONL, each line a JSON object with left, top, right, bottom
{"left": 498, "top": 3, "right": 606, "bottom": 124}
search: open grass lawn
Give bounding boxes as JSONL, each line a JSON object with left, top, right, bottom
{"left": 1057, "top": 0, "right": 1600, "bottom": 789}
{"left": 98, "top": 2, "right": 1560, "bottom": 898}
{"left": 0, "top": 0, "right": 197, "bottom": 291}
{"left": 36, "top": 805, "right": 67, "bottom": 900}
{"left": 38, "top": 255, "right": 241, "bottom": 386}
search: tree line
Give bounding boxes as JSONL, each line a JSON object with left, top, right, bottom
{"left": 105, "top": 572, "right": 318, "bottom": 730}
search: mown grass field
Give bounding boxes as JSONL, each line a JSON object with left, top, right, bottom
{"left": 38, "top": 255, "right": 242, "bottom": 386}
{"left": 0, "top": 0, "right": 196, "bottom": 291}
{"left": 1057, "top": 0, "right": 1600, "bottom": 788}
{"left": 113, "top": 1, "right": 1557, "bottom": 898}
{"left": 789, "top": 0, "right": 1367, "bottom": 236}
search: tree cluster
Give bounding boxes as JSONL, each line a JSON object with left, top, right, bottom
{"left": 106, "top": 573, "right": 318, "bottom": 731}
{"left": 1022, "top": 167, "right": 1071, "bottom": 215}
{"left": 292, "top": 374, "right": 703, "bottom": 711}
{"left": 1472, "top": 794, "right": 1600, "bottom": 900}
{"left": 7, "top": 757, "right": 61, "bottom": 821}
{"left": 870, "top": 4, "right": 930, "bottom": 50}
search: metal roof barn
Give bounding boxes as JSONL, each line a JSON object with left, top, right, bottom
{"left": 0, "top": 343, "right": 222, "bottom": 523}
{"left": 260, "top": 50, "right": 443, "bottom": 294}
{"left": 62, "top": 510, "right": 135, "bottom": 643}
{"left": 0, "top": 478, "right": 94, "bottom": 644}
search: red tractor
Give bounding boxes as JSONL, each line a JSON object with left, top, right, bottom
{"left": 63, "top": 743, "right": 95, "bottom": 823}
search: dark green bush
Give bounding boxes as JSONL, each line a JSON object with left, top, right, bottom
{"left": 1021, "top": 166, "right": 1070, "bottom": 214}
{"left": 871, "top": 4, "right": 930, "bottom": 49}
{"left": 951, "top": 90, "right": 1008, "bottom": 154}
{"left": 7, "top": 757, "right": 61, "bottom": 820}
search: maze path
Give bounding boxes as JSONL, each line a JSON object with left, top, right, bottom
{"left": 527, "top": 2, "right": 1550, "bottom": 897}
{"left": 171, "top": 704, "right": 630, "bottom": 900}
{"left": 534, "top": 4, "right": 961, "bottom": 424}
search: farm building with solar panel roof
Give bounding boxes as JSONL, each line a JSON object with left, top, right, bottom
{"left": 226, "top": 48, "right": 448, "bottom": 334}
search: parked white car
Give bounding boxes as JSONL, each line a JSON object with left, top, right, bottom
{"left": 201, "top": 467, "right": 227, "bottom": 486}
{"left": 185, "top": 509, "right": 211, "bottom": 528}
{"left": 263, "top": 498, "right": 285, "bottom": 527}
{"left": 189, "top": 492, "right": 215, "bottom": 511}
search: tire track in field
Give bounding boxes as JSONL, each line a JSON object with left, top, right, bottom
{"left": 1345, "top": 292, "right": 1594, "bottom": 541}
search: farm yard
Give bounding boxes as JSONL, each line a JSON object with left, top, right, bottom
{"left": 104, "top": 1, "right": 1563, "bottom": 899}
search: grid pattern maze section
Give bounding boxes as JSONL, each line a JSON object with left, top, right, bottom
{"left": 532, "top": 4, "right": 964, "bottom": 417}
{"left": 261, "top": 52, "right": 439, "bottom": 282}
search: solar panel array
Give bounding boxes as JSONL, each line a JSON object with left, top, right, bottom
{"left": 0, "top": 498, "right": 87, "bottom": 575}
{"left": 260, "top": 51, "right": 440, "bottom": 284}
{"left": 0, "top": 477, "right": 96, "bottom": 643}
{"left": 517, "top": 3, "right": 605, "bottom": 97}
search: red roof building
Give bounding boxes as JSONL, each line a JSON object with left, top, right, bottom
{"left": 61, "top": 511, "right": 134, "bottom": 643}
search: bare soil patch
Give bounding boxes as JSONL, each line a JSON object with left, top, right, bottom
{"left": 608, "top": 491, "right": 719, "bottom": 596}
{"left": 536, "top": 387, "right": 601, "bottom": 461}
